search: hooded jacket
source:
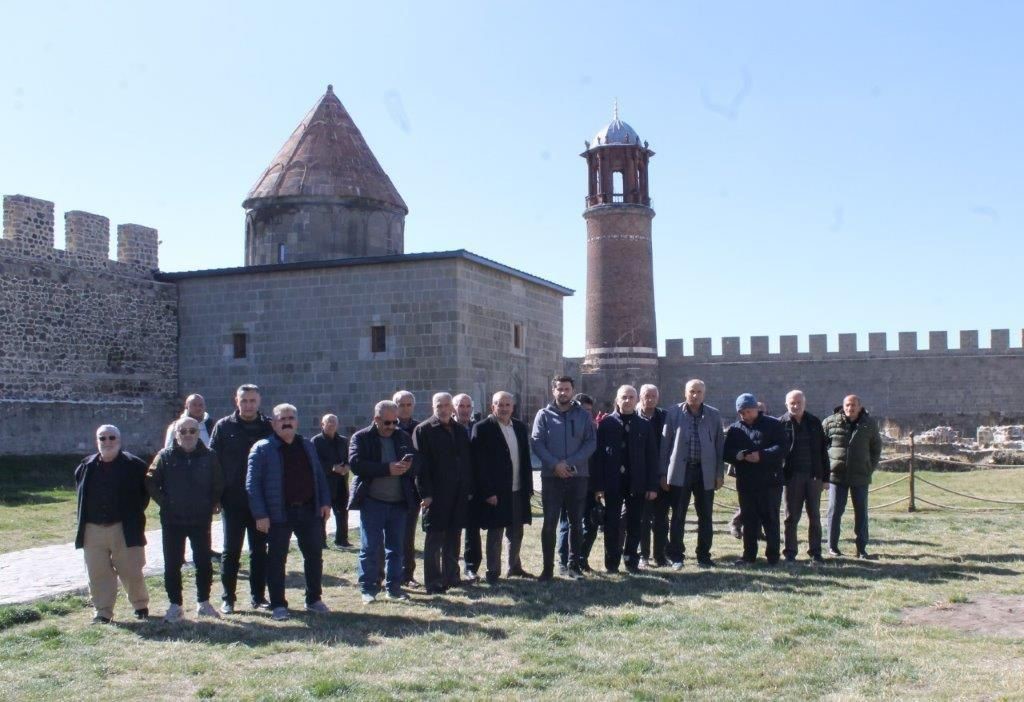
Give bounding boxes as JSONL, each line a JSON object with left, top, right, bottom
{"left": 146, "top": 442, "right": 224, "bottom": 525}
{"left": 530, "top": 401, "right": 597, "bottom": 478}
{"left": 822, "top": 407, "right": 882, "bottom": 486}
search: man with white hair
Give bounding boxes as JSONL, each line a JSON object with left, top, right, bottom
{"left": 312, "top": 414, "right": 351, "bottom": 549}
{"left": 74, "top": 425, "right": 151, "bottom": 623}
{"left": 146, "top": 416, "right": 224, "bottom": 622}
{"left": 349, "top": 399, "right": 417, "bottom": 603}
{"left": 413, "top": 392, "right": 475, "bottom": 594}
{"left": 247, "top": 404, "right": 332, "bottom": 621}
{"left": 392, "top": 389, "right": 422, "bottom": 587}
{"left": 778, "top": 390, "right": 829, "bottom": 564}
{"left": 454, "top": 392, "right": 483, "bottom": 582}
{"left": 637, "top": 384, "right": 668, "bottom": 568}
{"left": 164, "top": 393, "right": 214, "bottom": 448}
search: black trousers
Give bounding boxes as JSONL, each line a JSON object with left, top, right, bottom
{"left": 667, "top": 482, "right": 715, "bottom": 563}
{"left": 463, "top": 525, "right": 482, "bottom": 574}
{"left": 603, "top": 492, "right": 646, "bottom": 571}
{"left": 323, "top": 475, "right": 350, "bottom": 546}
{"left": 267, "top": 505, "right": 323, "bottom": 608}
{"left": 220, "top": 502, "right": 268, "bottom": 605}
{"left": 485, "top": 491, "right": 525, "bottom": 578}
{"left": 543, "top": 477, "right": 588, "bottom": 571}
{"left": 558, "top": 491, "right": 599, "bottom": 567}
{"left": 162, "top": 522, "right": 213, "bottom": 605}
{"left": 424, "top": 529, "right": 462, "bottom": 589}
{"left": 738, "top": 486, "right": 783, "bottom": 563}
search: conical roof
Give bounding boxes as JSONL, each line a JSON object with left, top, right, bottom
{"left": 244, "top": 85, "right": 407, "bottom": 213}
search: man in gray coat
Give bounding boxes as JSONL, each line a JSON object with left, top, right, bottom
{"left": 659, "top": 379, "right": 725, "bottom": 568}
{"left": 531, "top": 375, "right": 597, "bottom": 581}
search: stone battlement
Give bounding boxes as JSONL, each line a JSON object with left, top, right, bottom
{"left": 662, "top": 330, "right": 1023, "bottom": 361}
{"left": 2, "top": 194, "right": 159, "bottom": 275}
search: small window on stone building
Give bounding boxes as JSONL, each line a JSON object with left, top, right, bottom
{"left": 513, "top": 323, "right": 524, "bottom": 350}
{"left": 277, "top": 243, "right": 286, "bottom": 263}
{"left": 233, "top": 333, "right": 248, "bottom": 359}
{"left": 371, "top": 326, "right": 387, "bottom": 353}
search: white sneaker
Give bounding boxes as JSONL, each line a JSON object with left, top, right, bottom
{"left": 163, "top": 603, "right": 184, "bottom": 623}
{"left": 220, "top": 601, "right": 234, "bottom": 615}
{"left": 271, "top": 606, "right": 290, "bottom": 621}
{"left": 361, "top": 593, "right": 376, "bottom": 604}
{"left": 196, "top": 601, "right": 221, "bottom": 619}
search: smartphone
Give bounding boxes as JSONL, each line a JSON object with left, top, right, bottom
{"left": 401, "top": 453, "right": 415, "bottom": 462}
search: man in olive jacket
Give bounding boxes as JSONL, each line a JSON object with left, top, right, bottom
{"left": 470, "top": 391, "right": 534, "bottom": 584}
{"left": 413, "top": 392, "right": 475, "bottom": 594}
{"left": 778, "top": 390, "right": 829, "bottom": 564}
{"left": 823, "top": 394, "right": 882, "bottom": 559}
{"left": 146, "top": 416, "right": 224, "bottom": 622}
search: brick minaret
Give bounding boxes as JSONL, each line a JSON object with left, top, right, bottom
{"left": 581, "top": 104, "right": 658, "bottom": 378}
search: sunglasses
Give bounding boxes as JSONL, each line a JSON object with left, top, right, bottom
{"left": 379, "top": 419, "right": 399, "bottom": 426}
{"left": 177, "top": 428, "right": 198, "bottom": 435}
{"left": 98, "top": 436, "right": 118, "bottom": 442}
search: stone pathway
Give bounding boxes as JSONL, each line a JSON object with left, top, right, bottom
{"left": 0, "top": 512, "right": 360, "bottom": 605}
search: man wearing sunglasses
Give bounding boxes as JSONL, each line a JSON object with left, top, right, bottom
{"left": 146, "top": 417, "right": 224, "bottom": 622}
{"left": 349, "top": 400, "right": 417, "bottom": 603}
{"left": 74, "top": 425, "right": 151, "bottom": 624}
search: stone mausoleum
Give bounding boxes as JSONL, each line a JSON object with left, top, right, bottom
{"left": 1, "top": 87, "right": 1022, "bottom": 455}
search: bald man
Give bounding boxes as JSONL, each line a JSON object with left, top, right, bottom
{"left": 164, "top": 393, "right": 214, "bottom": 448}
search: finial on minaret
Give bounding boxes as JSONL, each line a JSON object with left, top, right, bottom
{"left": 327, "top": 84, "right": 334, "bottom": 94}
{"left": 613, "top": 97, "right": 619, "bottom": 122}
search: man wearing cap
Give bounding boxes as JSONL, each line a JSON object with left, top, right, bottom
{"left": 74, "top": 425, "right": 151, "bottom": 623}
{"left": 660, "top": 379, "right": 725, "bottom": 568}
{"left": 723, "top": 393, "right": 789, "bottom": 565}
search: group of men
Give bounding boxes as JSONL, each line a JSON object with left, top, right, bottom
{"left": 73, "top": 376, "right": 881, "bottom": 625}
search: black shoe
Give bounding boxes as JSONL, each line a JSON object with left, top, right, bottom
{"left": 134, "top": 608, "right": 149, "bottom": 620}
{"left": 425, "top": 586, "right": 446, "bottom": 595}
{"left": 91, "top": 615, "right": 112, "bottom": 625}
{"left": 485, "top": 572, "right": 500, "bottom": 585}
{"left": 696, "top": 557, "right": 714, "bottom": 568}
{"left": 566, "top": 567, "right": 584, "bottom": 580}
{"left": 335, "top": 541, "right": 353, "bottom": 549}
{"left": 733, "top": 558, "right": 754, "bottom": 567}
{"left": 251, "top": 599, "right": 271, "bottom": 610}
{"left": 606, "top": 567, "right": 620, "bottom": 574}
{"left": 652, "top": 559, "right": 669, "bottom": 568}
{"left": 538, "top": 568, "right": 554, "bottom": 582}
{"left": 558, "top": 564, "right": 569, "bottom": 577}
{"left": 579, "top": 560, "right": 593, "bottom": 573}
{"left": 784, "top": 555, "right": 797, "bottom": 564}
{"left": 810, "top": 554, "right": 825, "bottom": 564}
{"left": 828, "top": 548, "right": 843, "bottom": 558}
{"left": 507, "top": 568, "right": 534, "bottom": 579}
{"left": 857, "top": 550, "right": 876, "bottom": 560}
{"left": 729, "top": 524, "right": 742, "bottom": 540}
{"left": 625, "top": 564, "right": 640, "bottom": 575}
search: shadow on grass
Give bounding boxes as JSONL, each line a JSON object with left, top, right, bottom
{"left": 123, "top": 609, "right": 507, "bottom": 647}
{"left": 0, "top": 455, "right": 81, "bottom": 506}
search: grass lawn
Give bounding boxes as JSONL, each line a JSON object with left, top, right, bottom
{"left": 1, "top": 466, "right": 1022, "bottom": 700}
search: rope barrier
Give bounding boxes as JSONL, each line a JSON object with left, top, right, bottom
{"left": 870, "top": 495, "right": 910, "bottom": 510}
{"left": 912, "top": 475, "right": 1024, "bottom": 505}
{"left": 877, "top": 455, "right": 912, "bottom": 464}
{"left": 868, "top": 474, "right": 909, "bottom": 493}
{"left": 913, "top": 496, "right": 1016, "bottom": 513}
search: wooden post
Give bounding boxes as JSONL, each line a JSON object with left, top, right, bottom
{"left": 908, "top": 432, "right": 917, "bottom": 512}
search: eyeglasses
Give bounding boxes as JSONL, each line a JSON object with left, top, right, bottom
{"left": 177, "top": 428, "right": 198, "bottom": 435}
{"left": 379, "top": 420, "right": 399, "bottom": 426}
{"left": 98, "top": 436, "right": 118, "bottom": 442}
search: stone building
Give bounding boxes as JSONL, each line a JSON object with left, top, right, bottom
{"left": 574, "top": 112, "right": 1024, "bottom": 433}
{"left": 0, "top": 86, "right": 569, "bottom": 455}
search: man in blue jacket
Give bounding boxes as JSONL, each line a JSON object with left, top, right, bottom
{"left": 531, "top": 375, "right": 597, "bottom": 581}
{"left": 723, "top": 393, "right": 789, "bottom": 565}
{"left": 247, "top": 403, "right": 332, "bottom": 621}
{"left": 591, "top": 385, "right": 659, "bottom": 573}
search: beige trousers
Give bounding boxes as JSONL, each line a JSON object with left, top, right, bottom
{"left": 82, "top": 522, "right": 149, "bottom": 619}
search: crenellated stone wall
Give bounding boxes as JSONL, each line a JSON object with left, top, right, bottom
{"left": 0, "top": 194, "right": 177, "bottom": 455}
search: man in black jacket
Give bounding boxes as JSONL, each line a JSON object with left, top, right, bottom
{"left": 778, "top": 390, "right": 829, "bottom": 564}
{"left": 414, "top": 392, "right": 475, "bottom": 594}
{"left": 591, "top": 385, "right": 659, "bottom": 573}
{"left": 637, "top": 384, "right": 668, "bottom": 567}
{"left": 209, "top": 383, "right": 274, "bottom": 614}
{"left": 349, "top": 400, "right": 417, "bottom": 603}
{"left": 470, "top": 391, "right": 535, "bottom": 584}
{"left": 74, "top": 424, "right": 150, "bottom": 623}
{"left": 313, "top": 414, "right": 351, "bottom": 549}
{"left": 146, "top": 417, "right": 224, "bottom": 622}
{"left": 723, "top": 393, "right": 790, "bottom": 565}
{"left": 392, "top": 389, "right": 422, "bottom": 587}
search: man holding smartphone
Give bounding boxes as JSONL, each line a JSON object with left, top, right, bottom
{"left": 531, "top": 375, "right": 597, "bottom": 581}
{"left": 349, "top": 400, "right": 418, "bottom": 603}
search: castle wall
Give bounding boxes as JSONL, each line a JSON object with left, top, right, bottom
{"left": 650, "top": 332, "right": 1024, "bottom": 433}
{"left": 172, "top": 255, "right": 565, "bottom": 437}
{"left": 0, "top": 195, "right": 177, "bottom": 455}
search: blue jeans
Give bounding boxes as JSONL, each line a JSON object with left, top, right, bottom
{"left": 542, "top": 477, "right": 587, "bottom": 571}
{"left": 826, "top": 483, "right": 870, "bottom": 553}
{"left": 358, "top": 498, "right": 408, "bottom": 596}
{"left": 266, "top": 505, "right": 323, "bottom": 609}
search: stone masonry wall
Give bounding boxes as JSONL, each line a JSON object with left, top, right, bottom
{"left": 0, "top": 194, "right": 178, "bottom": 455}
{"left": 173, "top": 256, "right": 563, "bottom": 438}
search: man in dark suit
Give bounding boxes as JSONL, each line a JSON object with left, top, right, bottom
{"left": 349, "top": 400, "right": 417, "bottom": 603}
{"left": 312, "top": 413, "right": 351, "bottom": 549}
{"left": 778, "top": 390, "right": 830, "bottom": 564}
{"left": 392, "top": 389, "right": 421, "bottom": 587}
{"left": 413, "top": 392, "right": 475, "bottom": 594}
{"left": 591, "top": 385, "right": 660, "bottom": 573}
{"left": 470, "top": 391, "right": 535, "bottom": 584}
{"left": 637, "top": 384, "right": 668, "bottom": 567}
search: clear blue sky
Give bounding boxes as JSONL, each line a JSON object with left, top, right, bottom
{"left": 2, "top": 1, "right": 1021, "bottom": 357}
